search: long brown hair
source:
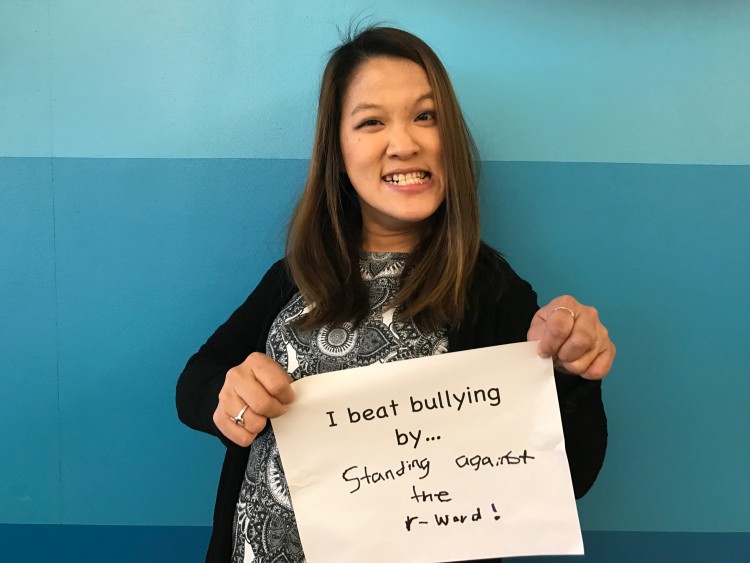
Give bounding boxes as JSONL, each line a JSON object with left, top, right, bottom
{"left": 287, "top": 26, "right": 481, "bottom": 330}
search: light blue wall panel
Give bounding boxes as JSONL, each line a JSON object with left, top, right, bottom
{"left": 443, "top": 1, "right": 750, "bottom": 165}
{"left": 52, "top": 158, "right": 306, "bottom": 523}
{"left": 46, "top": 2, "right": 317, "bottom": 162}
{"left": 3, "top": 1, "right": 749, "bottom": 164}
{"left": 0, "top": 158, "right": 61, "bottom": 523}
{"left": 480, "top": 162, "right": 750, "bottom": 531}
{"left": 0, "top": 2, "right": 52, "bottom": 157}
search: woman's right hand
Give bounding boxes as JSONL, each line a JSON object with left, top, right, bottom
{"left": 213, "top": 352, "right": 296, "bottom": 447}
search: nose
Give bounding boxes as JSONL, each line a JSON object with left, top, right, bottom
{"left": 386, "top": 124, "right": 419, "bottom": 159}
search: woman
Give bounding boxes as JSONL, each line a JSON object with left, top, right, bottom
{"left": 177, "top": 26, "right": 614, "bottom": 563}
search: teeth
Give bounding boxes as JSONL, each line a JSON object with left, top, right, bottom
{"left": 383, "top": 171, "right": 429, "bottom": 185}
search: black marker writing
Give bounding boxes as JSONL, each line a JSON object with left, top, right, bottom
{"left": 455, "top": 450, "right": 535, "bottom": 471}
{"left": 410, "top": 485, "right": 452, "bottom": 503}
{"left": 326, "top": 411, "right": 337, "bottom": 427}
{"left": 410, "top": 386, "right": 501, "bottom": 413}
{"left": 346, "top": 400, "right": 399, "bottom": 423}
{"left": 342, "top": 458, "right": 430, "bottom": 493}
{"left": 434, "top": 507, "right": 482, "bottom": 526}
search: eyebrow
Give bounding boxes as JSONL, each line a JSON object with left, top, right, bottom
{"left": 350, "top": 92, "right": 434, "bottom": 116}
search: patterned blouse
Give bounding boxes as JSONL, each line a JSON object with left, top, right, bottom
{"left": 231, "top": 252, "right": 448, "bottom": 562}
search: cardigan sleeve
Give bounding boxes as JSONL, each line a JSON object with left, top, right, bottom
{"left": 175, "top": 259, "right": 290, "bottom": 447}
{"left": 451, "top": 247, "right": 608, "bottom": 498}
{"left": 503, "top": 266, "right": 608, "bottom": 499}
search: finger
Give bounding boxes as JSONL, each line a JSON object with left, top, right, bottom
{"left": 561, "top": 338, "right": 615, "bottom": 378}
{"left": 219, "top": 389, "right": 269, "bottom": 435}
{"left": 232, "top": 408, "right": 269, "bottom": 436}
{"left": 247, "top": 353, "right": 296, "bottom": 405}
{"left": 213, "top": 407, "right": 257, "bottom": 448}
{"left": 235, "top": 374, "right": 289, "bottom": 419}
{"left": 556, "top": 308, "right": 599, "bottom": 363}
{"left": 226, "top": 357, "right": 290, "bottom": 418}
{"left": 216, "top": 384, "right": 259, "bottom": 443}
{"left": 579, "top": 342, "right": 616, "bottom": 380}
{"left": 537, "top": 308, "right": 576, "bottom": 358}
{"left": 222, "top": 392, "right": 250, "bottom": 423}
{"left": 528, "top": 295, "right": 579, "bottom": 343}
{"left": 526, "top": 311, "right": 546, "bottom": 342}
{"left": 558, "top": 347, "right": 599, "bottom": 376}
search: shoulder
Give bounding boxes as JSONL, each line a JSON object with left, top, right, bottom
{"left": 237, "top": 258, "right": 297, "bottom": 309}
{"left": 450, "top": 242, "right": 539, "bottom": 348}
{"left": 259, "top": 257, "right": 294, "bottom": 289}
{"left": 471, "top": 242, "right": 533, "bottom": 303}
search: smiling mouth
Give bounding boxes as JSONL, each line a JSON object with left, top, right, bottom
{"left": 382, "top": 171, "right": 431, "bottom": 186}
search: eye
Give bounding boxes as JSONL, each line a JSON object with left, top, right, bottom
{"left": 416, "top": 111, "right": 437, "bottom": 123}
{"left": 355, "top": 119, "right": 382, "bottom": 129}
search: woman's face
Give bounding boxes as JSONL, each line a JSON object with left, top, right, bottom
{"left": 339, "top": 56, "right": 445, "bottom": 251}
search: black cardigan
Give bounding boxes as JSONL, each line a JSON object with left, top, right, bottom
{"left": 177, "top": 248, "right": 607, "bottom": 562}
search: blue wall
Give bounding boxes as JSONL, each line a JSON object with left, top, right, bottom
{"left": 1, "top": 0, "right": 749, "bottom": 559}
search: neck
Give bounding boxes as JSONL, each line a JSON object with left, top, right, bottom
{"left": 360, "top": 220, "right": 430, "bottom": 253}
{"left": 360, "top": 229, "right": 421, "bottom": 252}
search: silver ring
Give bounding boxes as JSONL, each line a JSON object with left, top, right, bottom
{"left": 231, "top": 404, "right": 249, "bottom": 427}
{"left": 552, "top": 306, "right": 577, "bottom": 319}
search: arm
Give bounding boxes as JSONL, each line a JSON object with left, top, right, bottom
{"left": 175, "top": 259, "right": 291, "bottom": 446}
{"left": 451, "top": 251, "right": 610, "bottom": 498}
{"left": 554, "top": 370, "right": 607, "bottom": 498}
{"left": 506, "top": 273, "right": 610, "bottom": 498}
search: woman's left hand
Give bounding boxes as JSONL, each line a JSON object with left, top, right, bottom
{"left": 527, "top": 295, "right": 616, "bottom": 380}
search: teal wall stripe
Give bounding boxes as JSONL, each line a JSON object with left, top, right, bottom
{"left": 1, "top": 526, "right": 748, "bottom": 563}
{"left": 0, "top": 524, "right": 212, "bottom": 563}
{"left": 479, "top": 161, "right": 750, "bottom": 531}
{"left": 0, "top": 158, "right": 61, "bottom": 521}
{"left": 1, "top": 158, "right": 748, "bottom": 534}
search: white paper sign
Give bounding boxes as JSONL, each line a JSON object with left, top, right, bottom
{"left": 271, "top": 341, "right": 583, "bottom": 562}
